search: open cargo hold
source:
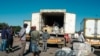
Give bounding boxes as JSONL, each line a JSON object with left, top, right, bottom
{"left": 32, "top": 9, "right": 76, "bottom": 34}
{"left": 82, "top": 19, "right": 100, "bottom": 46}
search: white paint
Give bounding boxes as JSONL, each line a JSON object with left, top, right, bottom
{"left": 85, "top": 19, "right": 100, "bottom": 38}
{"left": 32, "top": 13, "right": 40, "bottom": 31}
{"left": 85, "top": 20, "right": 95, "bottom": 37}
{"left": 65, "top": 13, "right": 76, "bottom": 34}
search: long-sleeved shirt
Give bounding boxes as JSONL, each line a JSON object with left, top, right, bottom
{"left": 19, "top": 28, "right": 26, "bottom": 40}
{"left": 1, "top": 29, "right": 7, "bottom": 39}
{"left": 78, "top": 34, "right": 85, "bottom": 42}
{"left": 42, "top": 32, "right": 50, "bottom": 41}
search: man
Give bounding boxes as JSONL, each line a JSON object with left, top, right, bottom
{"left": 1, "top": 26, "right": 7, "bottom": 51}
{"left": 78, "top": 32, "right": 85, "bottom": 42}
{"left": 64, "top": 33, "right": 70, "bottom": 46}
{"left": 31, "top": 26, "right": 40, "bottom": 56}
{"left": 24, "top": 27, "right": 33, "bottom": 55}
{"left": 19, "top": 24, "right": 28, "bottom": 56}
{"left": 6, "top": 26, "right": 14, "bottom": 53}
{"left": 42, "top": 30, "right": 50, "bottom": 52}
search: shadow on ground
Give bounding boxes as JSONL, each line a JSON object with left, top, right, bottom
{"left": 12, "top": 45, "right": 21, "bottom": 52}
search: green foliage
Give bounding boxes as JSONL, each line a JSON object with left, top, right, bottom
{"left": 0, "top": 23, "right": 21, "bottom": 33}
{"left": 0, "top": 23, "right": 8, "bottom": 29}
{"left": 12, "top": 26, "right": 21, "bottom": 33}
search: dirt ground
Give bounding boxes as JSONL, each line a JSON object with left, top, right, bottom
{"left": 0, "top": 37, "right": 100, "bottom": 56}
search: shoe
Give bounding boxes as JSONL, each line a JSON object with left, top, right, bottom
{"left": 6, "top": 50, "right": 9, "bottom": 53}
{"left": 39, "top": 50, "right": 41, "bottom": 53}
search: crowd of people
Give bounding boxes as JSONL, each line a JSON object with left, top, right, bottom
{"left": 0, "top": 23, "right": 50, "bottom": 56}
{"left": 0, "top": 25, "right": 14, "bottom": 53}
{"left": 0, "top": 23, "right": 85, "bottom": 56}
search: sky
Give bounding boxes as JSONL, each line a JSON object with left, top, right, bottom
{"left": 0, "top": 0, "right": 100, "bottom": 31}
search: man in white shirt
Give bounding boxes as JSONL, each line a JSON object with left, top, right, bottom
{"left": 78, "top": 32, "right": 85, "bottom": 42}
{"left": 19, "top": 24, "right": 28, "bottom": 56}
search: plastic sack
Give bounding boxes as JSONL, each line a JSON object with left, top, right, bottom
{"left": 55, "top": 47, "right": 72, "bottom": 56}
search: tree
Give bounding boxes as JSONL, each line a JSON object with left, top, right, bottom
{"left": 12, "top": 26, "right": 21, "bottom": 33}
{"left": 0, "top": 22, "right": 21, "bottom": 33}
{"left": 0, "top": 23, "right": 8, "bottom": 30}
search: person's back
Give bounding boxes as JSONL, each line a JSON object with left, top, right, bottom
{"left": 42, "top": 30, "right": 50, "bottom": 52}
{"left": 42, "top": 31, "right": 50, "bottom": 42}
{"left": 31, "top": 30, "right": 40, "bottom": 43}
{"left": 30, "top": 26, "right": 40, "bottom": 56}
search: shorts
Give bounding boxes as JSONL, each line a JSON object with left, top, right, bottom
{"left": 31, "top": 43, "right": 39, "bottom": 52}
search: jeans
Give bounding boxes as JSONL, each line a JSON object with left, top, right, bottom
{"left": 43, "top": 41, "right": 47, "bottom": 52}
{"left": 1, "top": 39, "right": 7, "bottom": 51}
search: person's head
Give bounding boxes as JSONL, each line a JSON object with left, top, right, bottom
{"left": 45, "top": 30, "right": 47, "bottom": 32}
{"left": 78, "top": 31, "right": 81, "bottom": 35}
{"left": 31, "top": 26, "right": 36, "bottom": 30}
{"left": 23, "top": 23, "right": 28, "bottom": 28}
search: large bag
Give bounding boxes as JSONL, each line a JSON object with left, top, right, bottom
{"left": 55, "top": 47, "right": 72, "bottom": 56}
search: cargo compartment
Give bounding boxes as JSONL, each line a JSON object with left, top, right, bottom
{"left": 41, "top": 13, "right": 64, "bottom": 28}
{"left": 41, "top": 12, "right": 65, "bottom": 34}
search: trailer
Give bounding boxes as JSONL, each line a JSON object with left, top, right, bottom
{"left": 81, "top": 18, "right": 100, "bottom": 46}
{"left": 31, "top": 9, "right": 76, "bottom": 47}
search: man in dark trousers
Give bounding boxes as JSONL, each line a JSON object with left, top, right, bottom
{"left": 6, "top": 26, "right": 14, "bottom": 53}
{"left": 42, "top": 30, "right": 50, "bottom": 52}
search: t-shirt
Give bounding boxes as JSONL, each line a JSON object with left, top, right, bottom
{"left": 31, "top": 30, "right": 40, "bottom": 43}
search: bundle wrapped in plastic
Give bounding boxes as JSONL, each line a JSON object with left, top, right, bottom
{"left": 60, "top": 27, "right": 64, "bottom": 33}
{"left": 53, "top": 26, "right": 59, "bottom": 34}
{"left": 73, "top": 42, "right": 93, "bottom": 56}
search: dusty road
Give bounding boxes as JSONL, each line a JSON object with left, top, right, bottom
{"left": 0, "top": 38, "right": 100, "bottom": 56}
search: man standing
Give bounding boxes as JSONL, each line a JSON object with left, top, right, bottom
{"left": 42, "top": 30, "right": 50, "bottom": 52}
{"left": 1, "top": 26, "right": 7, "bottom": 51}
{"left": 78, "top": 32, "right": 85, "bottom": 42}
{"left": 6, "top": 26, "right": 14, "bottom": 53}
{"left": 31, "top": 26, "right": 40, "bottom": 56}
{"left": 19, "top": 24, "right": 28, "bottom": 56}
